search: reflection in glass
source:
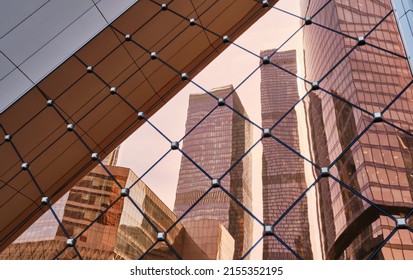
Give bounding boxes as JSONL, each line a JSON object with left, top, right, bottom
{"left": 303, "top": 0, "right": 413, "bottom": 259}
{"left": 174, "top": 86, "right": 253, "bottom": 260}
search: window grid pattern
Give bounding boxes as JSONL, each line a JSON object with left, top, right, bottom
{"left": 1, "top": 0, "right": 413, "bottom": 260}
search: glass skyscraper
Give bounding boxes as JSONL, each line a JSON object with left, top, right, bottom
{"left": 260, "top": 49, "right": 313, "bottom": 259}
{"left": 0, "top": 1, "right": 274, "bottom": 250}
{"left": 174, "top": 86, "right": 253, "bottom": 259}
{"left": 1, "top": 0, "right": 412, "bottom": 260}
{"left": 0, "top": 150, "right": 207, "bottom": 260}
{"left": 302, "top": 0, "right": 413, "bottom": 259}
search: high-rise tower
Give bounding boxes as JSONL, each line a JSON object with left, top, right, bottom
{"left": 260, "top": 49, "right": 313, "bottom": 259}
{"left": 0, "top": 149, "right": 208, "bottom": 260}
{"left": 302, "top": 0, "right": 413, "bottom": 259}
{"left": 174, "top": 86, "right": 253, "bottom": 259}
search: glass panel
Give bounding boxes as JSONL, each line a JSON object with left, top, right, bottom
{"left": 0, "top": 0, "right": 94, "bottom": 65}
{"left": 94, "top": 0, "right": 137, "bottom": 23}
{"left": 0, "top": 52, "right": 15, "bottom": 80}
{"left": 0, "top": 69, "right": 33, "bottom": 113}
{"left": 0, "top": 0, "right": 49, "bottom": 38}
{"left": 4, "top": 0, "right": 413, "bottom": 261}
{"left": 19, "top": 6, "right": 107, "bottom": 83}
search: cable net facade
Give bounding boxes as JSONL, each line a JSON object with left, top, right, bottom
{"left": 1, "top": 0, "right": 413, "bottom": 260}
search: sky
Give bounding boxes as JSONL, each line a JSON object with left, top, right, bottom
{"left": 118, "top": 1, "right": 320, "bottom": 259}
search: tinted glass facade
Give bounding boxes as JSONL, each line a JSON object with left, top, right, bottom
{"left": 0, "top": 0, "right": 137, "bottom": 112}
{"left": 0, "top": 153, "right": 207, "bottom": 260}
{"left": 1, "top": 0, "right": 413, "bottom": 260}
{"left": 0, "top": 1, "right": 276, "bottom": 250}
{"left": 260, "top": 49, "right": 313, "bottom": 259}
{"left": 174, "top": 86, "right": 253, "bottom": 259}
{"left": 302, "top": 0, "right": 413, "bottom": 259}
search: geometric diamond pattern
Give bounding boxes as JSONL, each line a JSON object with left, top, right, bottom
{"left": 1, "top": 0, "right": 413, "bottom": 260}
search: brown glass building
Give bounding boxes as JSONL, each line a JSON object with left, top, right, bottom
{"left": 260, "top": 49, "right": 313, "bottom": 259}
{"left": 302, "top": 0, "right": 413, "bottom": 259}
{"left": 174, "top": 86, "right": 253, "bottom": 259}
{"left": 0, "top": 1, "right": 278, "bottom": 250}
{"left": 0, "top": 150, "right": 208, "bottom": 260}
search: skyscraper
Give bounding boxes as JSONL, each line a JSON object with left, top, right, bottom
{"left": 0, "top": 150, "right": 208, "bottom": 260}
{"left": 174, "top": 86, "right": 253, "bottom": 259}
{"left": 101, "top": 146, "right": 121, "bottom": 166}
{"left": 0, "top": 1, "right": 276, "bottom": 249}
{"left": 260, "top": 49, "right": 313, "bottom": 259}
{"left": 302, "top": 0, "right": 413, "bottom": 259}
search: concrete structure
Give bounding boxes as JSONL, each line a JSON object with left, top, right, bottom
{"left": 174, "top": 86, "right": 253, "bottom": 259}
{"left": 302, "top": 0, "right": 413, "bottom": 259}
{"left": 260, "top": 49, "right": 313, "bottom": 259}
{"left": 0, "top": 0, "right": 280, "bottom": 251}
